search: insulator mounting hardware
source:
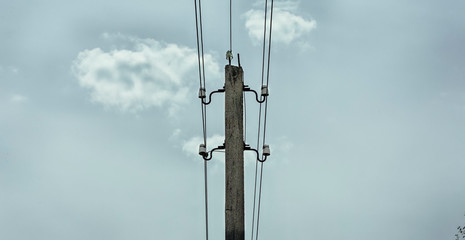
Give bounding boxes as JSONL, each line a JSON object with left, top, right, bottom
{"left": 244, "top": 143, "right": 270, "bottom": 162}
{"left": 262, "top": 144, "right": 271, "bottom": 156}
{"left": 237, "top": 53, "right": 241, "bottom": 67}
{"left": 198, "top": 87, "right": 225, "bottom": 105}
{"left": 261, "top": 85, "right": 269, "bottom": 97}
{"left": 199, "top": 144, "right": 207, "bottom": 157}
{"left": 198, "top": 88, "right": 206, "bottom": 98}
{"left": 198, "top": 143, "right": 225, "bottom": 161}
{"left": 243, "top": 85, "right": 269, "bottom": 103}
{"left": 226, "top": 50, "right": 233, "bottom": 65}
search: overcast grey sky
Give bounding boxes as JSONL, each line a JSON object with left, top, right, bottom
{"left": 1, "top": 0, "right": 465, "bottom": 239}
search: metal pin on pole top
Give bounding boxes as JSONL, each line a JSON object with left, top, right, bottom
{"left": 237, "top": 53, "right": 241, "bottom": 67}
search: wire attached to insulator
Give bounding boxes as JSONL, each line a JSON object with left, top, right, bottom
{"left": 194, "top": 0, "right": 209, "bottom": 239}
{"left": 252, "top": 0, "right": 274, "bottom": 239}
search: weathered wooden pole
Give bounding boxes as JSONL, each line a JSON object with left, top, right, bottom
{"left": 224, "top": 65, "right": 244, "bottom": 240}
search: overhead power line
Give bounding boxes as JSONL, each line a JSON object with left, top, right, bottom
{"left": 230, "top": 0, "right": 232, "bottom": 52}
{"left": 251, "top": 0, "right": 274, "bottom": 239}
{"left": 194, "top": 0, "right": 209, "bottom": 239}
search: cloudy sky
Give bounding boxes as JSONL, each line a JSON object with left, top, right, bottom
{"left": 1, "top": 0, "right": 465, "bottom": 239}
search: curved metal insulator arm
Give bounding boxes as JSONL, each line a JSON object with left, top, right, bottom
{"left": 201, "top": 88, "right": 225, "bottom": 105}
{"left": 202, "top": 144, "right": 226, "bottom": 161}
{"left": 243, "top": 144, "right": 268, "bottom": 162}
{"left": 243, "top": 86, "right": 267, "bottom": 103}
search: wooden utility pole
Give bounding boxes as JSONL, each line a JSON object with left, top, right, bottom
{"left": 224, "top": 65, "right": 244, "bottom": 240}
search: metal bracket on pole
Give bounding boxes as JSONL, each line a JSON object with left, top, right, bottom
{"left": 243, "top": 85, "right": 269, "bottom": 103}
{"left": 199, "top": 87, "right": 225, "bottom": 105}
{"left": 199, "top": 143, "right": 226, "bottom": 161}
{"left": 244, "top": 143, "right": 270, "bottom": 162}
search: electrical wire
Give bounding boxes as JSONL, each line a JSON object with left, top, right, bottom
{"left": 263, "top": 0, "right": 274, "bottom": 147}
{"left": 250, "top": 0, "right": 268, "bottom": 237}
{"left": 194, "top": 0, "right": 203, "bottom": 94}
{"left": 252, "top": 0, "right": 274, "bottom": 239}
{"left": 194, "top": 0, "right": 207, "bottom": 145}
{"left": 230, "top": 0, "right": 232, "bottom": 52}
{"left": 194, "top": 0, "right": 209, "bottom": 239}
{"left": 255, "top": 161, "right": 265, "bottom": 240}
{"left": 256, "top": 1, "right": 274, "bottom": 238}
{"left": 250, "top": 146, "right": 260, "bottom": 240}
{"left": 203, "top": 158, "right": 209, "bottom": 240}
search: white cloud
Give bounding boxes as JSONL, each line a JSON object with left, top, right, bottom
{"left": 244, "top": 1, "right": 317, "bottom": 45}
{"left": 183, "top": 134, "right": 225, "bottom": 163}
{"left": 72, "top": 33, "right": 220, "bottom": 113}
{"left": 9, "top": 94, "right": 28, "bottom": 103}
